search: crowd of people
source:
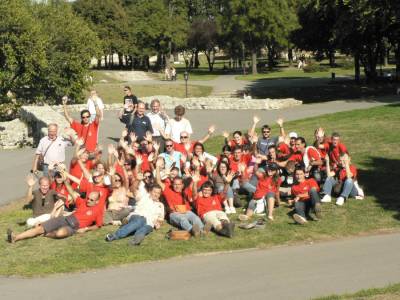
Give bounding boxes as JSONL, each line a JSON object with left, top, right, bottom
{"left": 6, "top": 86, "right": 365, "bottom": 245}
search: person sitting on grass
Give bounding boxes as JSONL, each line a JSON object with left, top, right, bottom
{"left": 321, "top": 153, "right": 364, "bottom": 206}
{"left": 291, "top": 167, "right": 322, "bottom": 225}
{"left": 192, "top": 173, "right": 236, "bottom": 238}
{"left": 239, "top": 163, "right": 282, "bottom": 222}
{"left": 7, "top": 179, "right": 104, "bottom": 243}
{"left": 155, "top": 157, "right": 204, "bottom": 237}
{"left": 105, "top": 179, "right": 164, "bottom": 246}
{"left": 24, "top": 174, "right": 65, "bottom": 228}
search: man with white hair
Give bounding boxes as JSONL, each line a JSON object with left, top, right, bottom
{"left": 31, "top": 123, "right": 73, "bottom": 177}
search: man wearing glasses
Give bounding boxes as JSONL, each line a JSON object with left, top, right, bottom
{"left": 63, "top": 96, "right": 101, "bottom": 153}
{"left": 257, "top": 123, "right": 280, "bottom": 156}
{"left": 173, "top": 125, "right": 215, "bottom": 155}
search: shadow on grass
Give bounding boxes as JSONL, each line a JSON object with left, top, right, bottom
{"left": 359, "top": 156, "right": 400, "bottom": 221}
{"left": 247, "top": 78, "right": 399, "bottom": 103}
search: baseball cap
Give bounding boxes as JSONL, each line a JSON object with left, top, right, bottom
{"left": 289, "top": 132, "right": 298, "bottom": 139}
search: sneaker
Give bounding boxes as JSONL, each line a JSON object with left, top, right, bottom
{"left": 321, "top": 194, "right": 332, "bottom": 203}
{"left": 238, "top": 214, "right": 249, "bottom": 221}
{"left": 7, "top": 228, "right": 15, "bottom": 243}
{"left": 129, "top": 235, "right": 144, "bottom": 246}
{"left": 227, "top": 222, "right": 235, "bottom": 238}
{"left": 225, "top": 207, "right": 232, "bottom": 214}
{"left": 191, "top": 224, "right": 201, "bottom": 238}
{"left": 336, "top": 196, "right": 345, "bottom": 206}
{"left": 355, "top": 195, "right": 364, "bottom": 200}
{"left": 267, "top": 215, "right": 274, "bottom": 221}
{"left": 293, "top": 214, "right": 308, "bottom": 225}
{"left": 105, "top": 233, "right": 116, "bottom": 242}
{"left": 314, "top": 202, "right": 322, "bottom": 219}
{"left": 230, "top": 207, "right": 237, "bottom": 214}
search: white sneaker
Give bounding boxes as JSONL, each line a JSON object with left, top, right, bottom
{"left": 336, "top": 197, "right": 345, "bottom": 206}
{"left": 355, "top": 195, "right": 364, "bottom": 200}
{"left": 293, "top": 213, "right": 307, "bottom": 225}
{"left": 354, "top": 181, "right": 365, "bottom": 199}
{"left": 225, "top": 207, "right": 232, "bottom": 214}
{"left": 321, "top": 194, "right": 332, "bottom": 203}
{"left": 230, "top": 207, "right": 237, "bottom": 214}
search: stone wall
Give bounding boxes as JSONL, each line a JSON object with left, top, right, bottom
{"left": 0, "top": 96, "right": 302, "bottom": 149}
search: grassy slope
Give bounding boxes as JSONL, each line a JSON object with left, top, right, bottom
{"left": 315, "top": 282, "right": 400, "bottom": 299}
{"left": 1, "top": 105, "right": 400, "bottom": 276}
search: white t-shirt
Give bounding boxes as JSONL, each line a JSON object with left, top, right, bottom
{"left": 166, "top": 118, "right": 193, "bottom": 143}
{"left": 36, "top": 136, "right": 71, "bottom": 165}
{"left": 146, "top": 111, "right": 170, "bottom": 137}
{"left": 87, "top": 97, "right": 105, "bottom": 121}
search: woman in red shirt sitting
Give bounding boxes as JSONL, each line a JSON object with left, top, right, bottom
{"left": 291, "top": 167, "right": 322, "bottom": 225}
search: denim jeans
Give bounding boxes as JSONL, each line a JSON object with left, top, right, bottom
{"left": 169, "top": 211, "right": 204, "bottom": 231}
{"left": 216, "top": 185, "right": 234, "bottom": 199}
{"left": 114, "top": 215, "right": 153, "bottom": 240}
{"left": 323, "top": 177, "right": 358, "bottom": 199}
{"left": 295, "top": 188, "right": 320, "bottom": 218}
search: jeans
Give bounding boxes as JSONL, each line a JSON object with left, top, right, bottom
{"left": 169, "top": 211, "right": 204, "bottom": 231}
{"left": 114, "top": 215, "right": 153, "bottom": 240}
{"left": 323, "top": 177, "right": 358, "bottom": 199}
{"left": 216, "top": 185, "right": 234, "bottom": 199}
{"left": 295, "top": 188, "right": 320, "bottom": 218}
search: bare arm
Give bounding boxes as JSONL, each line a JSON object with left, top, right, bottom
{"left": 276, "top": 118, "right": 285, "bottom": 137}
{"left": 62, "top": 96, "right": 73, "bottom": 124}
{"left": 198, "top": 125, "right": 215, "bottom": 144}
{"left": 32, "top": 154, "right": 40, "bottom": 173}
{"left": 248, "top": 116, "right": 260, "bottom": 138}
{"left": 155, "top": 158, "right": 166, "bottom": 191}
{"left": 25, "top": 175, "right": 36, "bottom": 203}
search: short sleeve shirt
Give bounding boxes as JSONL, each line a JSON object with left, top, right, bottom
{"left": 195, "top": 195, "right": 224, "bottom": 218}
{"left": 167, "top": 118, "right": 193, "bottom": 143}
{"left": 71, "top": 120, "right": 99, "bottom": 152}
{"left": 31, "top": 189, "right": 58, "bottom": 217}
{"left": 36, "top": 136, "right": 71, "bottom": 165}
{"left": 257, "top": 136, "right": 279, "bottom": 155}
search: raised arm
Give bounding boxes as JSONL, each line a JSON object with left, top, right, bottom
{"left": 249, "top": 116, "right": 260, "bottom": 138}
{"left": 276, "top": 118, "right": 285, "bottom": 137}
{"left": 25, "top": 175, "right": 36, "bottom": 203}
{"left": 93, "top": 97, "right": 101, "bottom": 124}
{"left": 155, "top": 157, "right": 166, "bottom": 191}
{"left": 62, "top": 96, "right": 73, "bottom": 124}
{"left": 198, "top": 125, "right": 216, "bottom": 144}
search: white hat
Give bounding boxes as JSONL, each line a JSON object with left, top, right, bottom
{"left": 289, "top": 132, "right": 298, "bottom": 138}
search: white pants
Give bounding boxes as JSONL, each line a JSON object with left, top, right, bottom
{"left": 26, "top": 214, "right": 51, "bottom": 228}
{"left": 203, "top": 210, "right": 229, "bottom": 229}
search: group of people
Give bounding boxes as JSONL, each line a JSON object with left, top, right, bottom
{"left": 6, "top": 87, "right": 365, "bottom": 245}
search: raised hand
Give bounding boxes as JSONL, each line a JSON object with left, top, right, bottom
{"left": 129, "top": 132, "right": 137, "bottom": 143}
{"left": 316, "top": 127, "right": 325, "bottom": 139}
{"left": 184, "top": 143, "right": 191, "bottom": 153}
{"left": 145, "top": 131, "right": 153, "bottom": 142}
{"left": 62, "top": 96, "right": 68, "bottom": 105}
{"left": 76, "top": 137, "right": 84, "bottom": 147}
{"left": 238, "top": 163, "right": 246, "bottom": 174}
{"left": 135, "top": 154, "right": 143, "bottom": 166}
{"left": 26, "top": 174, "right": 37, "bottom": 187}
{"left": 136, "top": 172, "right": 144, "bottom": 181}
{"left": 251, "top": 133, "right": 258, "bottom": 144}
{"left": 148, "top": 152, "right": 155, "bottom": 162}
{"left": 253, "top": 115, "right": 260, "bottom": 124}
{"left": 109, "top": 166, "right": 116, "bottom": 176}
{"left": 153, "top": 142, "right": 160, "bottom": 153}
{"left": 276, "top": 117, "right": 284, "bottom": 127}
{"left": 222, "top": 131, "right": 229, "bottom": 139}
{"left": 107, "top": 144, "right": 115, "bottom": 155}
{"left": 121, "top": 128, "right": 128, "bottom": 138}
{"left": 208, "top": 125, "right": 216, "bottom": 134}
{"left": 156, "top": 157, "right": 164, "bottom": 168}
{"left": 225, "top": 170, "right": 236, "bottom": 183}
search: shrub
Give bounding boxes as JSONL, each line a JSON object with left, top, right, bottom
{"left": 303, "top": 64, "right": 330, "bottom": 73}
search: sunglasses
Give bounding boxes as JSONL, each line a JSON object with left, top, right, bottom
{"left": 263, "top": 130, "right": 271, "bottom": 133}
{"left": 166, "top": 144, "right": 173, "bottom": 147}
{"left": 82, "top": 115, "right": 90, "bottom": 119}
{"left": 144, "top": 175, "right": 152, "bottom": 179}
{"left": 180, "top": 136, "right": 188, "bottom": 139}
{"left": 114, "top": 178, "right": 121, "bottom": 182}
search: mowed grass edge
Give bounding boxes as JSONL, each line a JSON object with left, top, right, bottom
{"left": 1, "top": 104, "right": 400, "bottom": 276}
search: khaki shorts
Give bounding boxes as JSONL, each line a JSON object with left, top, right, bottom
{"left": 203, "top": 210, "right": 229, "bottom": 229}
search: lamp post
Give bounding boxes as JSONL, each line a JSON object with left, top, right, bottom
{"left": 184, "top": 71, "right": 189, "bottom": 98}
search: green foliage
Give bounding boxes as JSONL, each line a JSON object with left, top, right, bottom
{"left": 303, "top": 64, "right": 330, "bottom": 73}
{"left": 0, "top": 0, "right": 101, "bottom": 105}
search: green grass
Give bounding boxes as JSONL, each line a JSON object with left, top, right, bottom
{"left": 235, "top": 67, "right": 354, "bottom": 81}
{"left": 315, "top": 282, "right": 400, "bottom": 299}
{"left": 1, "top": 105, "right": 400, "bottom": 276}
{"left": 86, "top": 83, "right": 212, "bottom": 103}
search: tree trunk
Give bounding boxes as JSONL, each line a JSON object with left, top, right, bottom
{"left": 118, "top": 53, "right": 123, "bottom": 68}
{"left": 251, "top": 49, "right": 258, "bottom": 75}
{"left": 104, "top": 55, "right": 108, "bottom": 68}
{"left": 194, "top": 50, "right": 200, "bottom": 68}
{"left": 97, "top": 58, "right": 102, "bottom": 69}
{"left": 354, "top": 52, "right": 360, "bottom": 83}
{"left": 110, "top": 54, "right": 114, "bottom": 69}
{"left": 288, "top": 48, "right": 293, "bottom": 67}
{"left": 267, "top": 46, "right": 274, "bottom": 69}
{"left": 328, "top": 50, "right": 335, "bottom": 67}
{"left": 205, "top": 49, "right": 214, "bottom": 72}
{"left": 396, "top": 43, "right": 400, "bottom": 81}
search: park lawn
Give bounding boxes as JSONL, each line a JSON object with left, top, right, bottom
{"left": 315, "top": 282, "right": 400, "bottom": 299}
{"left": 86, "top": 83, "right": 212, "bottom": 103}
{"left": 235, "top": 67, "right": 354, "bottom": 81}
{"left": 1, "top": 105, "right": 400, "bottom": 276}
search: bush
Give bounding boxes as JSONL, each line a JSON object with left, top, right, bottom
{"left": 303, "top": 64, "right": 330, "bottom": 73}
{"left": 0, "top": 102, "right": 21, "bottom": 122}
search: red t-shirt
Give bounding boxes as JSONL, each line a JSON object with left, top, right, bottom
{"left": 69, "top": 159, "right": 94, "bottom": 189}
{"left": 228, "top": 138, "right": 249, "bottom": 149}
{"left": 277, "top": 143, "right": 292, "bottom": 159}
{"left": 329, "top": 142, "right": 348, "bottom": 168}
{"left": 50, "top": 182, "right": 70, "bottom": 207}
{"left": 253, "top": 176, "right": 282, "bottom": 199}
{"left": 73, "top": 197, "right": 104, "bottom": 228}
{"left": 173, "top": 141, "right": 196, "bottom": 155}
{"left": 79, "top": 178, "right": 110, "bottom": 209}
{"left": 289, "top": 152, "right": 303, "bottom": 163}
{"left": 339, "top": 165, "right": 357, "bottom": 181}
{"left": 306, "top": 147, "right": 321, "bottom": 162}
{"left": 229, "top": 153, "right": 252, "bottom": 173}
{"left": 195, "top": 194, "right": 224, "bottom": 218}
{"left": 71, "top": 120, "right": 99, "bottom": 152}
{"left": 163, "top": 184, "right": 191, "bottom": 213}
{"left": 291, "top": 179, "right": 320, "bottom": 201}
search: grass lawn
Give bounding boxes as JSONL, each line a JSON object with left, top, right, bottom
{"left": 86, "top": 83, "right": 212, "bottom": 103}
{"left": 235, "top": 67, "right": 354, "bottom": 81}
{"left": 315, "top": 282, "right": 400, "bottom": 299}
{"left": 1, "top": 105, "right": 400, "bottom": 276}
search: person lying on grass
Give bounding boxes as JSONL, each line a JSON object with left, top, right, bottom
{"left": 105, "top": 178, "right": 164, "bottom": 246}
{"left": 192, "top": 171, "right": 236, "bottom": 238}
{"left": 7, "top": 178, "right": 104, "bottom": 243}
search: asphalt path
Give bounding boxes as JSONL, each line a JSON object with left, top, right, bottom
{"left": 0, "top": 98, "right": 396, "bottom": 206}
{"left": 1, "top": 232, "right": 400, "bottom": 300}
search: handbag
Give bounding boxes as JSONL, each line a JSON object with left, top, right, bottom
{"left": 166, "top": 229, "right": 191, "bottom": 241}
{"left": 174, "top": 204, "right": 188, "bottom": 213}
{"left": 37, "top": 140, "right": 55, "bottom": 171}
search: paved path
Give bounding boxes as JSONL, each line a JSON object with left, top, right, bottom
{"left": 2, "top": 232, "right": 400, "bottom": 300}
{"left": 0, "top": 98, "right": 396, "bottom": 206}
